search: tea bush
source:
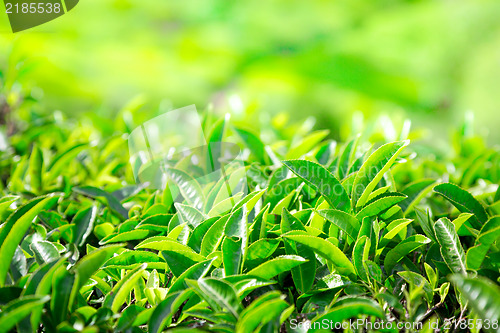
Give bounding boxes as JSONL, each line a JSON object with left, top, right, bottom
{"left": 0, "top": 104, "right": 499, "bottom": 332}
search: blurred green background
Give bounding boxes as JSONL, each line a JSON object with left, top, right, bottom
{"left": 1, "top": 0, "right": 500, "bottom": 141}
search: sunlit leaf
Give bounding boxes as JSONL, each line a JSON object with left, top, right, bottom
{"left": 246, "top": 255, "right": 307, "bottom": 279}
{"left": 283, "top": 234, "right": 356, "bottom": 280}
{"left": 283, "top": 159, "right": 350, "bottom": 212}
{"left": 351, "top": 140, "right": 409, "bottom": 209}
{"left": 0, "top": 193, "right": 60, "bottom": 286}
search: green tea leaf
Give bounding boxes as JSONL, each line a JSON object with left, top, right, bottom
{"left": 175, "top": 203, "right": 206, "bottom": 229}
{"left": 236, "top": 297, "right": 289, "bottom": 333}
{"left": 466, "top": 216, "right": 500, "bottom": 270}
{"left": 283, "top": 234, "right": 356, "bottom": 280}
{"left": 434, "top": 217, "right": 467, "bottom": 274}
{"left": 494, "top": 185, "right": 500, "bottom": 202}
{"left": 28, "top": 145, "right": 43, "bottom": 194}
{"left": 72, "top": 205, "right": 97, "bottom": 247}
{"left": 351, "top": 140, "right": 409, "bottom": 209}
{"left": 115, "top": 304, "right": 147, "bottom": 331}
{"left": 224, "top": 206, "right": 248, "bottom": 240}
{"left": 281, "top": 208, "right": 307, "bottom": 233}
{"left": 207, "top": 114, "right": 228, "bottom": 144}
{"left": 200, "top": 215, "right": 229, "bottom": 257}
{"left": 148, "top": 290, "right": 191, "bottom": 333}
{"left": 0, "top": 196, "right": 19, "bottom": 217}
{"left": 103, "top": 263, "right": 147, "bottom": 312}
{"left": 452, "top": 213, "right": 473, "bottom": 233}
{"left": 310, "top": 297, "right": 384, "bottom": 332}
{"left": 168, "top": 258, "right": 215, "bottom": 294}
{"left": 73, "top": 186, "right": 128, "bottom": 219}
{"left": 398, "top": 271, "right": 433, "bottom": 304}
{"left": 103, "top": 250, "right": 166, "bottom": 270}
{"left": 198, "top": 278, "right": 242, "bottom": 318}
{"left": 164, "top": 167, "right": 205, "bottom": 211}
{"left": 99, "top": 229, "right": 153, "bottom": 245}
{"left": 234, "top": 127, "right": 266, "bottom": 164}
{"left": 0, "top": 193, "right": 60, "bottom": 286}
{"left": 352, "top": 235, "right": 370, "bottom": 282}
{"left": 283, "top": 159, "right": 350, "bottom": 212}
{"left": 337, "top": 136, "right": 359, "bottom": 180}
{"left": 286, "top": 130, "right": 329, "bottom": 159}
{"left": 281, "top": 209, "right": 315, "bottom": 293}
{"left": 30, "top": 241, "right": 60, "bottom": 265}
{"left": 450, "top": 275, "right": 500, "bottom": 332}
{"left": 355, "top": 193, "right": 407, "bottom": 220}
{"left": 72, "top": 244, "right": 124, "bottom": 291}
{"left": 246, "top": 255, "right": 307, "bottom": 279}
{"left": 384, "top": 234, "right": 430, "bottom": 273}
{"left": 414, "top": 207, "right": 437, "bottom": 243}
{"left": 317, "top": 209, "right": 360, "bottom": 241}
{"left": 0, "top": 295, "right": 50, "bottom": 333}
{"left": 187, "top": 216, "right": 219, "bottom": 252}
{"left": 223, "top": 237, "right": 243, "bottom": 276}
{"left": 50, "top": 267, "right": 78, "bottom": 324}
{"left": 400, "top": 179, "right": 435, "bottom": 213}
{"left": 246, "top": 239, "right": 280, "bottom": 261}
{"left": 162, "top": 250, "right": 205, "bottom": 277}
{"left": 434, "top": 183, "right": 488, "bottom": 228}
{"left": 46, "top": 143, "right": 86, "bottom": 182}
{"left": 379, "top": 218, "right": 412, "bottom": 248}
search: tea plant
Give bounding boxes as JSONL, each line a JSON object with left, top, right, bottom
{"left": 0, "top": 105, "right": 499, "bottom": 333}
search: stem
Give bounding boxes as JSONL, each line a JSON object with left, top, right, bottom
{"left": 418, "top": 302, "right": 443, "bottom": 324}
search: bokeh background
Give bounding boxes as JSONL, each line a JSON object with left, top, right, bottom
{"left": 1, "top": 0, "right": 500, "bottom": 142}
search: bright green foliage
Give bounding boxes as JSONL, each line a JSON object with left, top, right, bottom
{"left": 0, "top": 108, "right": 499, "bottom": 332}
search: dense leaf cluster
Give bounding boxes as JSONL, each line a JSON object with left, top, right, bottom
{"left": 0, "top": 109, "right": 499, "bottom": 332}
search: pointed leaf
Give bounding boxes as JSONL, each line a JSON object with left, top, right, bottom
{"left": 164, "top": 167, "right": 205, "bottom": 210}
{"left": 400, "top": 179, "right": 435, "bottom": 213}
{"left": 72, "top": 205, "right": 97, "bottom": 247}
{"left": 283, "top": 160, "right": 350, "bottom": 212}
{"left": 0, "top": 193, "right": 60, "bottom": 286}
{"left": 384, "top": 235, "right": 430, "bottom": 273}
{"left": 286, "top": 130, "right": 329, "bottom": 159}
{"left": 236, "top": 298, "right": 289, "bottom": 333}
{"left": 434, "top": 217, "right": 467, "bottom": 274}
{"left": 72, "top": 244, "right": 124, "bottom": 291}
{"left": 466, "top": 216, "right": 500, "bottom": 270}
{"left": 175, "top": 203, "right": 206, "bottom": 229}
{"left": 198, "top": 278, "right": 242, "bottom": 318}
{"left": 398, "top": 271, "right": 433, "bottom": 304}
{"left": 148, "top": 290, "right": 191, "bottom": 333}
{"left": 73, "top": 186, "right": 128, "bottom": 219}
{"left": 310, "top": 297, "right": 384, "bottom": 332}
{"left": 352, "top": 140, "right": 409, "bottom": 209}
{"left": 434, "top": 183, "right": 488, "bottom": 228}
{"left": 283, "top": 234, "right": 356, "bottom": 280}
{"left": 30, "top": 241, "right": 60, "bottom": 265}
{"left": 200, "top": 215, "right": 229, "bottom": 256}
{"left": 353, "top": 236, "right": 370, "bottom": 282}
{"left": 0, "top": 295, "right": 50, "bottom": 332}
{"left": 246, "top": 255, "right": 306, "bottom": 280}
{"left": 103, "top": 263, "right": 147, "bottom": 312}
{"left": 355, "top": 193, "right": 407, "bottom": 220}
{"left": 337, "top": 136, "right": 359, "bottom": 180}
{"left": 317, "top": 209, "right": 360, "bottom": 241}
{"left": 168, "top": 258, "right": 215, "bottom": 294}
{"left": 103, "top": 251, "right": 166, "bottom": 270}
